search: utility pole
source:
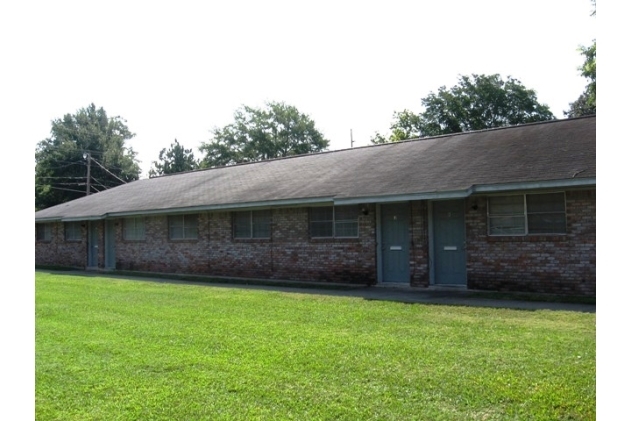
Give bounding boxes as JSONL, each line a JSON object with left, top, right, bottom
{"left": 84, "top": 152, "right": 91, "bottom": 195}
{"left": 350, "top": 129, "right": 354, "bottom": 148}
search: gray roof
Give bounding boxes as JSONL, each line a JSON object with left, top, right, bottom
{"left": 35, "top": 116, "right": 596, "bottom": 221}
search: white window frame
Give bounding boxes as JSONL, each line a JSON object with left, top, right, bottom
{"left": 487, "top": 192, "right": 566, "bottom": 236}
{"left": 36, "top": 223, "right": 52, "bottom": 241}
{"left": 233, "top": 210, "right": 271, "bottom": 239}
{"left": 124, "top": 217, "right": 146, "bottom": 241}
{"left": 310, "top": 205, "right": 359, "bottom": 238}
{"left": 64, "top": 222, "right": 82, "bottom": 241}
{"left": 168, "top": 214, "right": 198, "bottom": 240}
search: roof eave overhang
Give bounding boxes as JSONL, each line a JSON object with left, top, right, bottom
{"left": 334, "top": 177, "right": 596, "bottom": 205}
{"left": 35, "top": 177, "right": 596, "bottom": 221}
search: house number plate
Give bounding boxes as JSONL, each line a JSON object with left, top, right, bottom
{"left": 390, "top": 246, "right": 402, "bottom": 251}
{"left": 444, "top": 246, "right": 457, "bottom": 251}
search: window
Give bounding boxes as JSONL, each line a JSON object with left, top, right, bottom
{"left": 488, "top": 192, "right": 566, "bottom": 235}
{"left": 124, "top": 217, "right": 146, "bottom": 241}
{"left": 233, "top": 210, "right": 271, "bottom": 239}
{"left": 36, "top": 223, "right": 52, "bottom": 241}
{"left": 310, "top": 205, "right": 359, "bottom": 238}
{"left": 64, "top": 222, "right": 82, "bottom": 241}
{"left": 168, "top": 214, "right": 198, "bottom": 240}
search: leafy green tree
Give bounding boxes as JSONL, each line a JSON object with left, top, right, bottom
{"left": 371, "top": 110, "right": 422, "bottom": 144}
{"left": 199, "top": 101, "right": 329, "bottom": 167}
{"left": 371, "top": 74, "right": 554, "bottom": 143}
{"left": 565, "top": 14, "right": 596, "bottom": 117}
{"left": 35, "top": 104, "right": 140, "bottom": 210}
{"left": 149, "top": 139, "right": 198, "bottom": 177}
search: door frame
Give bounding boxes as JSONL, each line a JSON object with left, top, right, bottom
{"left": 428, "top": 199, "right": 468, "bottom": 286}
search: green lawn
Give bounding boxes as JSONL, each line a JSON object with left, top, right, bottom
{"left": 36, "top": 272, "right": 595, "bottom": 420}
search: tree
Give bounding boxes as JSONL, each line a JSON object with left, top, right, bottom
{"left": 565, "top": 2, "right": 596, "bottom": 117}
{"left": 35, "top": 104, "right": 141, "bottom": 210}
{"left": 149, "top": 139, "right": 198, "bottom": 178}
{"left": 371, "top": 74, "right": 555, "bottom": 143}
{"left": 199, "top": 101, "right": 329, "bottom": 168}
{"left": 371, "top": 110, "right": 422, "bottom": 144}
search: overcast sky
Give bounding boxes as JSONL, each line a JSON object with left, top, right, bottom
{"left": 5, "top": 0, "right": 596, "bottom": 177}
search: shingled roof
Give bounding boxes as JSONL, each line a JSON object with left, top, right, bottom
{"left": 35, "top": 115, "right": 596, "bottom": 221}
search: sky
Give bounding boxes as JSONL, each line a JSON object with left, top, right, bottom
{"left": 4, "top": 0, "right": 596, "bottom": 178}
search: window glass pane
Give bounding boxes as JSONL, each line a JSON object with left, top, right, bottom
{"left": 488, "top": 195, "right": 524, "bottom": 215}
{"left": 527, "top": 214, "right": 566, "bottom": 234}
{"left": 311, "top": 207, "right": 333, "bottom": 222}
{"left": 183, "top": 227, "right": 197, "bottom": 239}
{"left": 36, "top": 224, "right": 51, "bottom": 241}
{"left": 526, "top": 193, "right": 566, "bottom": 234}
{"left": 65, "top": 222, "right": 81, "bottom": 241}
{"left": 335, "top": 221, "right": 358, "bottom": 237}
{"left": 233, "top": 212, "right": 251, "bottom": 238}
{"left": 169, "top": 215, "right": 197, "bottom": 239}
{"left": 184, "top": 215, "right": 198, "bottom": 239}
{"left": 124, "top": 217, "right": 145, "bottom": 240}
{"left": 252, "top": 210, "right": 271, "bottom": 238}
{"left": 335, "top": 205, "right": 358, "bottom": 221}
{"left": 489, "top": 216, "right": 526, "bottom": 235}
{"left": 527, "top": 193, "right": 565, "bottom": 213}
{"left": 311, "top": 221, "right": 333, "bottom": 237}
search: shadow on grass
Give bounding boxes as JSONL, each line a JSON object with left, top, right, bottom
{"left": 35, "top": 267, "right": 595, "bottom": 313}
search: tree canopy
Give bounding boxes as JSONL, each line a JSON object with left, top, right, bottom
{"left": 565, "top": 3, "right": 596, "bottom": 117}
{"left": 371, "top": 74, "right": 555, "bottom": 143}
{"left": 35, "top": 104, "right": 140, "bottom": 210}
{"left": 149, "top": 139, "right": 198, "bottom": 178}
{"left": 199, "top": 101, "right": 329, "bottom": 168}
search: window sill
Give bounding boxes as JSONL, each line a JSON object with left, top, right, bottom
{"left": 310, "top": 237, "right": 361, "bottom": 243}
{"left": 233, "top": 238, "right": 271, "bottom": 243}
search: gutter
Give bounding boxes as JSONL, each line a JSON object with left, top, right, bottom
{"left": 334, "top": 177, "right": 596, "bottom": 205}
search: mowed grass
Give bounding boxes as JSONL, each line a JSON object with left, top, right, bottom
{"left": 36, "top": 272, "right": 595, "bottom": 420}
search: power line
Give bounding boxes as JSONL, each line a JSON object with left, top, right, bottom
{"left": 90, "top": 156, "right": 127, "bottom": 184}
{"left": 36, "top": 185, "right": 88, "bottom": 194}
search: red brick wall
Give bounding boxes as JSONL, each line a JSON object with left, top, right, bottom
{"left": 464, "top": 189, "right": 596, "bottom": 296}
{"left": 410, "top": 201, "right": 430, "bottom": 287}
{"left": 35, "top": 222, "right": 86, "bottom": 268}
{"left": 114, "top": 206, "right": 377, "bottom": 284}
{"left": 35, "top": 190, "right": 596, "bottom": 296}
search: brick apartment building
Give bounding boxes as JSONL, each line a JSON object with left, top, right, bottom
{"left": 35, "top": 116, "right": 596, "bottom": 296}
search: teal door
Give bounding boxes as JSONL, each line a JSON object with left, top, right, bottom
{"left": 88, "top": 222, "right": 99, "bottom": 267}
{"left": 432, "top": 200, "right": 466, "bottom": 285}
{"left": 381, "top": 203, "right": 410, "bottom": 283}
{"left": 105, "top": 220, "right": 116, "bottom": 269}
